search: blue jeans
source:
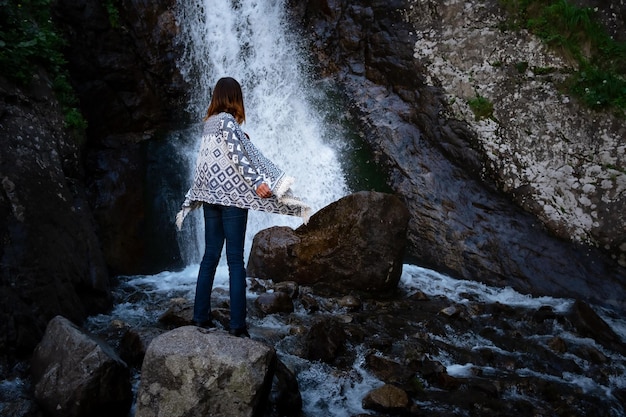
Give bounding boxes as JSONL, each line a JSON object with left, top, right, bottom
{"left": 193, "top": 204, "right": 248, "bottom": 330}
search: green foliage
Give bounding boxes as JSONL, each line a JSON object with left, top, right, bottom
{"left": 0, "top": 0, "right": 87, "bottom": 132}
{"left": 468, "top": 95, "right": 494, "bottom": 120}
{"left": 0, "top": 0, "right": 65, "bottom": 83}
{"left": 499, "top": 0, "right": 626, "bottom": 113}
{"left": 515, "top": 61, "right": 529, "bottom": 73}
{"left": 532, "top": 66, "right": 555, "bottom": 75}
{"left": 103, "top": 0, "right": 120, "bottom": 28}
{"left": 570, "top": 65, "right": 626, "bottom": 109}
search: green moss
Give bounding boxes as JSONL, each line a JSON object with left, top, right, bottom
{"left": 515, "top": 61, "right": 529, "bottom": 73}
{"left": 532, "top": 66, "right": 556, "bottom": 75}
{"left": 468, "top": 95, "right": 494, "bottom": 120}
{"left": 499, "top": 0, "right": 626, "bottom": 114}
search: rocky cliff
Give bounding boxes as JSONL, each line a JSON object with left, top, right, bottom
{"left": 1, "top": 0, "right": 186, "bottom": 358}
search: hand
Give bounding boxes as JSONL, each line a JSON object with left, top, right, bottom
{"left": 256, "top": 183, "right": 272, "bottom": 198}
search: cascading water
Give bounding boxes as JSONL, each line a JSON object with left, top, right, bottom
{"left": 173, "top": 0, "right": 348, "bottom": 264}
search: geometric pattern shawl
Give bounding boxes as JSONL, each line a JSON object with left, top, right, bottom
{"left": 176, "top": 112, "right": 311, "bottom": 230}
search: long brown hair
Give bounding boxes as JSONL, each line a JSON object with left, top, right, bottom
{"left": 203, "top": 77, "right": 246, "bottom": 124}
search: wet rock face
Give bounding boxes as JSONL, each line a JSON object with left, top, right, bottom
{"left": 52, "top": 0, "right": 187, "bottom": 275}
{"left": 407, "top": 0, "right": 626, "bottom": 262}
{"left": 53, "top": 0, "right": 185, "bottom": 139}
{"left": 1, "top": 0, "right": 187, "bottom": 361}
{"left": 289, "top": 0, "right": 626, "bottom": 308}
{"left": 0, "top": 78, "right": 110, "bottom": 357}
{"left": 247, "top": 191, "right": 410, "bottom": 295}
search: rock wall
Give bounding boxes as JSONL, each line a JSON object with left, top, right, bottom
{"left": 52, "top": 0, "right": 187, "bottom": 275}
{"left": 408, "top": 0, "right": 626, "bottom": 265}
{"left": 0, "top": 0, "right": 187, "bottom": 359}
{"left": 0, "top": 76, "right": 110, "bottom": 357}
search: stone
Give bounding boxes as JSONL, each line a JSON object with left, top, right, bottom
{"left": 440, "top": 305, "right": 460, "bottom": 318}
{"left": 306, "top": 318, "right": 347, "bottom": 363}
{"left": 270, "top": 359, "right": 303, "bottom": 415}
{"left": 338, "top": 295, "right": 362, "bottom": 311}
{"left": 0, "top": 76, "right": 111, "bottom": 357}
{"left": 247, "top": 191, "right": 410, "bottom": 295}
{"left": 255, "top": 292, "right": 295, "bottom": 315}
{"left": 362, "top": 384, "right": 410, "bottom": 413}
{"left": 299, "top": 292, "right": 321, "bottom": 313}
{"left": 157, "top": 297, "right": 194, "bottom": 326}
{"left": 30, "top": 316, "right": 132, "bottom": 417}
{"left": 567, "top": 300, "right": 626, "bottom": 356}
{"left": 135, "top": 326, "right": 276, "bottom": 417}
{"left": 273, "top": 281, "right": 300, "bottom": 298}
{"left": 119, "top": 327, "right": 166, "bottom": 368}
{"left": 365, "top": 354, "right": 414, "bottom": 385}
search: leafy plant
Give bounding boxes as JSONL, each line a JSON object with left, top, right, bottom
{"left": 0, "top": 0, "right": 87, "bottom": 132}
{"left": 0, "top": 0, "right": 65, "bottom": 83}
{"left": 468, "top": 95, "right": 494, "bottom": 120}
{"left": 515, "top": 61, "right": 529, "bottom": 73}
{"left": 103, "top": 0, "right": 120, "bottom": 28}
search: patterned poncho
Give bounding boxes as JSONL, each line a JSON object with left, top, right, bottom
{"left": 175, "top": 112, "right": 311, "bottom": 230}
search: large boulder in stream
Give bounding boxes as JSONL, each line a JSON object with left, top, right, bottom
{"left": 247, "top": 191, "right": 411, "bottom": 295}
{"left": 135, "top": 326, "right": 277, "bottom": 417}
{"left": 30, "top": 315, "right": 132, "bottom": 417}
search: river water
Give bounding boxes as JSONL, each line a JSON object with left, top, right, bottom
{"left": 82, "top": 263, "right": 626, "bottom": 416}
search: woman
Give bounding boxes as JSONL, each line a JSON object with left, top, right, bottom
{"left": 176, "top": 77, "right": 310, "bottom": 337}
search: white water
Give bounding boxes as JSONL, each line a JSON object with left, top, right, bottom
{"left": 173, "top": 0, "right": 348, "bottom": 264}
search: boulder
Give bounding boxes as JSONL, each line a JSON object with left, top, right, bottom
{"left": 157, "top": 297, "right": 194, "bottom": 327}
{"left": 119, "top": 326, "right": 166, "bottom": 368}
{"left": 270, "top": 359, "right": 303, "bottom": 416}
{"left": 306, "top": 318, "right": 347, "bottom": 364}
{"left": 365, "top": 354, "right": 413, "bottom": 386}
{"left": 362, "top": 384, "right": 410, "bottom": 414}
{"left": 30, "top": 316, "right": 132, "bottom": 417}
{"left": 247, "top": 191, "right": 410, "bottom": 295}
{"left": 567, "top": 300, "right": 626, "bottom": 356}
{"left": 255, "top": 292, "right": 295, "bottom": 315}
{"left": 135, "top": 326, "right": 276, "bottom": 417}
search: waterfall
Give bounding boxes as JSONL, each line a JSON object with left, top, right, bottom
{"left": 173, "top": 0, "right": 348, "bottom": 265}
